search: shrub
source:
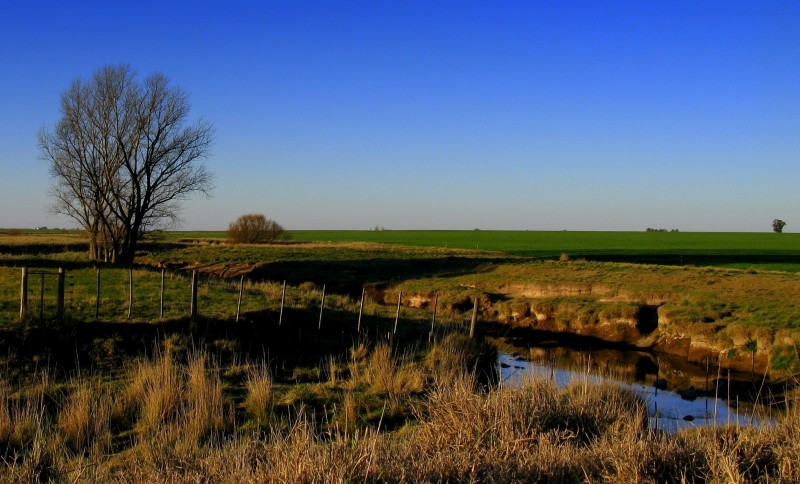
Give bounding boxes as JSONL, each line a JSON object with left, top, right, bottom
{"left": 227, "top": 214, "right": 284, "bottom": 244}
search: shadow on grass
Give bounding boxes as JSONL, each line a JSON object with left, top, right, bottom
{"left": 247, "top": 256, "right": 514, "bottom": 296}
{"left": 0, "top": 305, "right": 479, "bottom": 385}
{"left": 513, "top": 250, "right": 800, "bottom": 269}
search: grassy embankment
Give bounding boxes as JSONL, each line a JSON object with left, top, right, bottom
{"left": 143, "top": 232, "right": 800, "bottom": 375}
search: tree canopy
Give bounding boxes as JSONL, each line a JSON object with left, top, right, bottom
{"left": 39, "top": 65, "right": 214, "bottom": 264}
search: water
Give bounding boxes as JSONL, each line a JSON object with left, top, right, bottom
{"left": 497, "top": 351, "right": 774, "bottom": 433}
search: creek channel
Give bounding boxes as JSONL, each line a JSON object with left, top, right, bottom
{"left": 492, "top": 337, "right": 779, "bottom": 433}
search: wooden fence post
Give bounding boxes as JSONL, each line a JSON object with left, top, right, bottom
{"left": 160, "top": 268, "right": 165, "bottom": 319}
{"left": 127, "top": 268, "right": 133, "bottom": 319}
{"left": 236, "top": 274, "right": 244, "bottom": 322}
{"left": 469, "top": 296, "right": 478, "bottom": 339}
{"left": 393, "top": 291, "right": 402, "bottom": 335}
{"left": 56, "top": 268, "right": 65, "bottom": 319}
{"left": 19, "top": 267, "right": 28, "bottom": 320}
{"left": 318, "top": 284, "right": 326, "bottom": 330}
{"left": 95, "top": 268, "right": 101, "bottom": 320}
{"left": 357, "top": 287, "right": 365, "bottom": 333}
{"left": 190, "top": 270, "right": 198, "bottom": 319}
{"left": 279, "top": 280, "right": 286, "bottom": 325}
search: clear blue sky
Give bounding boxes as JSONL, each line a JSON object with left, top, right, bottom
{"left": 1, "top": 0, "right": 798, "bottom": 232}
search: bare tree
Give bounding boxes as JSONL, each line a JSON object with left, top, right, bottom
{"left": 228, "top": 214, "right": 284, "bottom": 243}
{"left": 40, "top": 65, "right": 214, "bottom": 263}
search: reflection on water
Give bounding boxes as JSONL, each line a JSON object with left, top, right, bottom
{"left": 496, "top": 343, "right": 776, "bottom": 433}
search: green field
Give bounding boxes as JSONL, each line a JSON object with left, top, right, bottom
{"left": 5, "top": 228, "right": 799, "bottom": 271}
{"left": 256, "top": 230, "right": 800, "bottom": 271}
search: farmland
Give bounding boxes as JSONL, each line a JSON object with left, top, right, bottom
{"left": 164, "top": 229, "right": 800, "bottom": 272}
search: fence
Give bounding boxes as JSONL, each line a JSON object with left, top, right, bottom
{"left": 3, "top": 266, "right": 481, "bottom": 340}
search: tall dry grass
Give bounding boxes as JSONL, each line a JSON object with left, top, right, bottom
{"left": 57, "top": 381, "right": 112, "bottom": 454}
{"left": 4, "top": 343, "right": 800, "bottom": 482}
{"left": 360, "top": 343, "right": 425, "bottom": 406}
{"left": 244, "top": 359, "right": 273, "bottom": 426}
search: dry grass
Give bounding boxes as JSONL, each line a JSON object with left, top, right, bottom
{"left": 244, "top": 360, "right": 273, "bottom": 425}
{"left": 3, "top": 346, "right": 800, "bottom": 482}
{"left": 57, "top": 381, "right": 112, "bottom": 454}
{"left": 361, "top": 343, "right": 425, "bottom": 406}
{"left": 184, "top": 352, "right": 227, "bottom": 445}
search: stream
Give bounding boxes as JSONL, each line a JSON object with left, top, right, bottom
{"left": 495, "top": 342, "right": 777, "bottom": 433}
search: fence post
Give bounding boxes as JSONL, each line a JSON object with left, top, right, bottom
{"left": 318, "top": 284, "right": 326, "bottom": 330}
{"left": 429, "top": 293, "right": 438, "bottom": 344}
{"left": 393, "top": 291, "right": 402, "bottom": 335}
{"left": 279, "top": 280, "right": 286, "bottom": 325}
{"left": 160, "top": 268, "right": 165, "bottom": 319}
{"left": 469, "top": 296, "right": 478, "bottom": 339}
{"left": 127, "top": 269, "right": 133, "bottom": 319}
{"left": 56, "top": 268, "right": 65, "bottom": 319}
{"left": 190, "top": 270, "right": 198, "bottom": 319}
{"left": 39, "top": 273, "right": 45, "bottom": 319}
{"left": 19, "top": 267, "right": 28, "bottom": 320}
{"left": 236, "top": 274, "right": 244, "bottom": 322}
{"left": 357, "top": 287, "right": 365, "bottom": 333}
{"left": 95, "top": 268, "right": 101, "bottom": 320}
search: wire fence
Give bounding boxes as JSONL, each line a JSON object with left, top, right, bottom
{"left": 0, "top": 266, "right": 475, "bottom": 342}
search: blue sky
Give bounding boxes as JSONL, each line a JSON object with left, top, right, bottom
{"left": 1, "top": 0, "right": 798, "bottom": 232}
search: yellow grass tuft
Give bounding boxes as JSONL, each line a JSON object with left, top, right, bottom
{"left": 244, "top": 360, "right": 273, "bottom": 425}
{"left": 57, "top": 381, "right": 112, "bottom": 454}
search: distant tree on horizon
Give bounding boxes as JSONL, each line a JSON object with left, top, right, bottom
{"left": 39, "top": 64, "right": 214, "bottom": 264}
{"left": 228, "top": 214, "right": 284, "bottom": 243}
{"left": 773, "top": 219, "right": 786, "bottom": 233}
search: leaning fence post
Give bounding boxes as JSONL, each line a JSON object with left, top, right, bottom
{"left": 393, "top": 291, "right": 402, "bottom": 335}
{"left": 318, "top": 284, "right": 326, "bottom": 330}
{"left": 190, "top": 270, "right": 198, "bottom": 319}
{"left": 279, "top": 280, "right": 286, "bottom": 325}
{"left": 19, "top": 267, "right": 28, "bottom": 320}
{"left": 429, "top": 293, "right": 438, "bottom": 344}
{"left": 469, "top": 296, "right": 479, "bottom": 339}
{"left": 56, "top": 268, "right": 65, "bottom": 319}
{"left": 236, "top": 274, "right": 244, "bottom": 322}
{"left": 357, "top": 287, "right": 365, "bottom": 333}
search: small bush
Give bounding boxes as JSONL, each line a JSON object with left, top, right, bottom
{"left": 227, "top": 214, "right": 284, "bottom": 244}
